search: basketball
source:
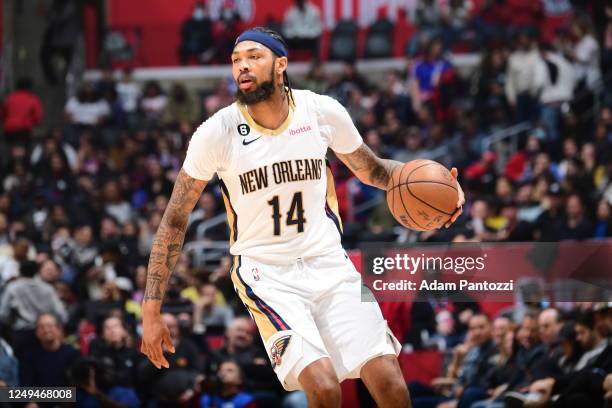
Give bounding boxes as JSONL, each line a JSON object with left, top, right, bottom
{"left": 386, "top": 160, "right": 459, "bottom": 231}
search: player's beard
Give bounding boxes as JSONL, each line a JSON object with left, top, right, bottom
{"left": 235, "top": 65, "right": 277, "bottom": 105}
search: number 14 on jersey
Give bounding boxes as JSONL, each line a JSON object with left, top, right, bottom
{"left": 268, "top": 192, "right": 306, "bottom": 236}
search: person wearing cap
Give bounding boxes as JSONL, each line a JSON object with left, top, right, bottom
{"left": 533, "top": 183, "right": 567, "bottom": 241}
{"left": 141, "top": 26, "right": 466, "bottom": 408}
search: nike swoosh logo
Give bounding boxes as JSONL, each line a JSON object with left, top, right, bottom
{"left": 242, "top": 136, "right": 262, "bottom": 146}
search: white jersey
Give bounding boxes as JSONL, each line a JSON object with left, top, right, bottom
{"left": 183, "top": 90, "right": 363, "bottom": 264}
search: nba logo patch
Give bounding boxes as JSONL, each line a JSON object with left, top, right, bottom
{"left": 270, "top": 335, "right": 291, "bottom": 369}
{"left": 251, "top": 267, "right": 261, "bottom": 281}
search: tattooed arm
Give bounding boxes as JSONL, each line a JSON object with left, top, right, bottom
{"left": 141, "top": 168, "right": 207, "bottom": 368}
{"left": 335, "top": 143, "right": 465, "bottom": 227}
{"left": 335, "top": 143, "right": 402, "bottom": 190}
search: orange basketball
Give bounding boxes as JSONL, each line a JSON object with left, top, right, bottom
{"left": 386, "top": 160, "right": 458, "bottom": 231}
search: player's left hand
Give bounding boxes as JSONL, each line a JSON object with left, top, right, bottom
{"left": 445, "top": 167, "right": 465, "bottom": 228}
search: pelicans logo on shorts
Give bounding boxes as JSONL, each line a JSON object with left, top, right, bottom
{"left": 270, "top": 335, "right": 291, "bottom": 369}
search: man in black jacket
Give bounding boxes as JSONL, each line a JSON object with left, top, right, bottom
{"left": 509, "top": 309, "right": 611, "bottom": 408}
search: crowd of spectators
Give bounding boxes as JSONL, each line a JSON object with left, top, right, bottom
{"left": 1, "top": 1, "right": 612, "bottom": 407}
{"left": 407, "top": 304, "right": 612, "bottom": 408}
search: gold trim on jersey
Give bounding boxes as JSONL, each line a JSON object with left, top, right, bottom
{"left": 237, "top": 102, "right": 295, "bottom": 136}
{"left": 230, "top": 255, "right": 286, "bottom": 342}
{"left": 325, "top": 164, "right": 343, "bottom": 233}
{"left": 219, "top": 179, "right": 237, "bottom": 246}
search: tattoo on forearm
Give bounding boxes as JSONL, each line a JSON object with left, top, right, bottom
{"left": 340, "top": 144, "right": 401, "bottom": 189}
{"left": 143, "top": 272, "right": 163, "bottom": 300}
{"left": 143, "top": 169, "right": 206, "bottom": 301}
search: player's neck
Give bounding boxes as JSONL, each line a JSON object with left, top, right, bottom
{"left": 245, "top": 89, "right": 290, "bottom": 130}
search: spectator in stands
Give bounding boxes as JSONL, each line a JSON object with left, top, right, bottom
{"left": 162, "top": 82, "right": 200, "bottom": 127}
{"left": 116, "top": 68, "right": 141, "bottom": 129}
{"left": 89, "top": 316, "right": 140, "bottom": 391}
{"left": 1, "top": 77, "right": 43, "bottom": 150}
{"left": 72, "top": 357, "right": 140, "bottom": 408}
{"left": 533, "top": 183, "right": 567, "bottom": 241}
{"left": 0, "top": 260, "right": 67, "bottom": 354}
{"left": 96, "top": 68, "right": 117, "bottom": 104}
{"left": 539, "top": 308, "right": 563, "bottom": 348}
{"left": 565, "top": 14, "right": 602, "bottom": 93}
{"left": 215, "top": 317, "right": 281, "bottom": 404}
{"left": 131, "top": 265, "right": 147, "bottom": 304}
{"left": 492, "top": 316, "right": 513, "bottom": 347}
{"left": 18, "top": 313, "right": 79, "bottom": 387}
{"left": 160, "top": 276, "right": 194, "bottom": 316}
{"left": 161, "top": 313, "right": 201, "bottom": 370}
{"left": 139, "top": 81, "right": 167, "bottom": 126}
{"left": 186, "top": 191, "right": 228, "bottom": 242}
{"left": 471, "top": 327, "right": 521, "bottom": 408}
{"left": 0, "top": 335, "right": 19, "bottom": 387}
{"left": 557, "top": 194, "right": 594, "bottom": 240}
{"left": 555, "top": 321, "right": 583, "bottom": 374}
{"left": 594, "top": 198, "right": 612, "bottom": 238}
{"left": 216, "top": 317, "right": 258, "bottom": 368}
{"left": 539, "top": 43, "right": 576, "bottom": 142}
{"left": 138, "top": 313, "right": 202, "bottom": 405}
{"left": 65, "top": 83, "right": 111, "bottom": 129}
{"left": 410, "top": 314, "right": 496, "bottom": 408}
{"left": 204, "top": 78, "right": 235, "bottom": 118}
{"left": 410, "top": 39, "right": 455, "bottom": 121}
{"left": 299, "top": 63, "right": 328, "bottom": 95}
{"left": 470, "top": 48, "right": 510, "bottom": 129}
{"left": 505, "top": 30, "right": 546, "bottom": 123}
{"left": 102, "top": 180, "right": 134, "bottom": 226}
{"left": 282, "top": 0, "right": 323, "bottom": 60}
{"left": 200, "top": 360, "right": 256, "bottom": 408}
{"left": 70, "top": 224, "right": 98, "bottom": 272}
{"left": 496, "top": 311, "right": 560, "bottom": 403}
{"left": 193, "top": 282, "right": 234, "bottom": 333}
{"left": 179, "top": 2, "right": 214, "bottom": 65}
{"left": 38, "top": 259, "right": 61, "bottom": 285}
{"left": 464, "top": 151, "right": 498, "bottom": 195}
{"left": 508, "top": 309, "right": 611, "bottom": 407}
{"left": 0, "top": 238, "right": 28, "bottom": 288}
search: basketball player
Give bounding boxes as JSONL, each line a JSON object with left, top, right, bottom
{"left": 141, "top": 27, "right": 464, "bottom": 408}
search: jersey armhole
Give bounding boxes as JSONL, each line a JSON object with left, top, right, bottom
{"left": 304, "top": 92, "right": 332, "bottom": 156}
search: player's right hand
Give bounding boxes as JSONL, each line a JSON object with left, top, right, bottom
{"left": 141, "top": 307, "right": 175, "bottom": 369}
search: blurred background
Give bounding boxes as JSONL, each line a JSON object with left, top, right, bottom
{"left": 0, "top": 0, "right": 611, "bottom": 407}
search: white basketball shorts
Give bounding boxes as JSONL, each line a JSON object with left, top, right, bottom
{"left": 230, "top": 249, "right": 402, "bottom": 391}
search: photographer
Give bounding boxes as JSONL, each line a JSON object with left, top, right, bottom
{"left": 73, "top": 359, "right": 138, "bottom": 408}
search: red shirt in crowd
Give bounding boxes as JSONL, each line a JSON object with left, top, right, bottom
{"left": 1, "top": 90, "right": 44, "bottom": 133}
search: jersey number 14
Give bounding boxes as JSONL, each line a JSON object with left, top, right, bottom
{"left": 268, "top": 192, "right": 306, "bottom": 236}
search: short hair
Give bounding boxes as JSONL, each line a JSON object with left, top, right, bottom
{"left": 523, "top": 311, "right": 540, "bottom": 322}
{"left": 539, "top": 308, "right": 560, "bottom": 322}
{"left": 219, "top": 359, "right": 243, "bottom": 381}
{"left": 470, "top": 313, "right": 491, "bottom": 324}
{"left": 575, "top": 310, "right": 595, "bottom": 330}
{"left": 36, "top": 313, "right": 61, "bottom": 328}
{"left": 19, "top": 260, "right": 39, "bottom": 278}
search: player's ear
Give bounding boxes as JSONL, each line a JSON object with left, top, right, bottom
{"left": 275, "top": 57, "right": 288, "bottom": 76}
